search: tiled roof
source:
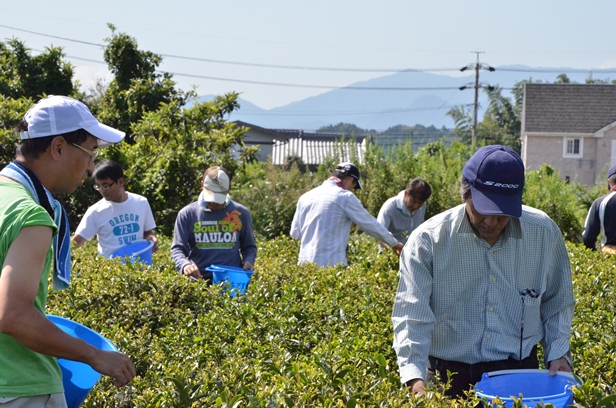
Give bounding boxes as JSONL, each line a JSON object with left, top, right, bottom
{"left": 523, "top": 83, "right": 616, "bottom": 133}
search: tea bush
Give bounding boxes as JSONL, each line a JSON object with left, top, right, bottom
{"left": 46, "top": 236, "right": 616, "bottom": 407}
{"left": 233, "top": 140, "right": 593, "bottom": 243}
{"left": 231, "top": 163, "right": 324, "bottom": 241}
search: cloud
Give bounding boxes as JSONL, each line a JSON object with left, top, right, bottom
{"left": 598, "top": 60, "right": 616, "bottom": 69}
{"left": 72, "top": 65, "right": 112, "bottom": 91}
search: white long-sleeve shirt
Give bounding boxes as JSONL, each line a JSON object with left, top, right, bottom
{"left": 392, "top": 204, "right": 575, "bottom": 385}
{"left": 290, "top": 178, "right": 399, "bottom": 267}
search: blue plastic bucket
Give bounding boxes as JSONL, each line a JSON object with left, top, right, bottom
{"left": 475, "top": 369, "right": 578, "bottom": 408}
{"left": 111, "top": 239, "right": 154, "bottom": 265}
{"left": 47, "top": 315, "right": 118, "bottom": 408}
{"left": 206, "top": 264, "right": 254, "bottom": 297}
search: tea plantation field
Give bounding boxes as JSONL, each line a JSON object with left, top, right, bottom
{"left": 47, "top": 235, "right": 616, "bottom": 407}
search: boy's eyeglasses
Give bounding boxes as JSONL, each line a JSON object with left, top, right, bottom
{"left": 93, "top": 182, "right": 115, "bottom": 192}
{"left": 71, "top": 143, "right": 99, "bottom": 159}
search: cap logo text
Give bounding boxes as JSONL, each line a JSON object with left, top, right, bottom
{"left": 483, "top": 181, "right": 519, "bottom": 189}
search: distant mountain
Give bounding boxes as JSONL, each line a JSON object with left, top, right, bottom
{"left": 191, "top": 66, "right": 616, "bottom": 131}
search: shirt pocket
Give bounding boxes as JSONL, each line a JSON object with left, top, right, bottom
{"left": 521, "top": 296, "right": 542, "bottom": 338}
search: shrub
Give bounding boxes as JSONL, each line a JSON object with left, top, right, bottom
{"left": 233, "top": 141, "right": 592, "bottom": 244}
{"left": 45, "top": 236, "right": 616, "bottom": 406}
{"left": 231, "top": 162, "right": 322, "bottom": 240}
{"left": 523, "top": 164, "right": 588, "bottom": 243}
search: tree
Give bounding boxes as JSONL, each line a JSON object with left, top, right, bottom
{"left": 555, "top": 74, "right": 571, "bottom": 84}
{"left": 316, "top": 122, "right": 374, "bottom": 134}
{"left": 446, "top": 86, "right": 521, "bottom": 152}
{"left": 0, "top": 96, "right": 33, "bottom": 167}
{"left": 446, "top": 104, "right": 473, "bottom": 143}
{"left": 585, "top": 73, "right": 616, "bottom": 84}
{"left": 94, "top": 25, "right": 192, "bottom": 140}
{"left": 0, "top": 33, "right": 258, "bottom": 234}
{"left": 109, "top": 93, "right": 259, "bottom": 234}
{"left": 480, "top": 85, "right": 521, "bottom": 151}
{"left": 0, "top": 38, "right": 75, "bottom": 99}
{"left": 61, "top": 28, "right": 258, "bottom": 233}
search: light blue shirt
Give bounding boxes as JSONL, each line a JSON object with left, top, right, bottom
{"left": 392, "top": 204, "right": 575, "bottom": 384}
{"left": 377, "top": 191, "right": 426, "bottom": 243}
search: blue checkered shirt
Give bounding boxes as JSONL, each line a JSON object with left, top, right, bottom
{"left": 392, "top": 204, "right": 575, "bottom": 384}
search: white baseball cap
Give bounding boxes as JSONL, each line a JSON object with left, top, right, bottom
{"left": 202, "top": 167, "right": 230, "bottom": 204}
{"left": 20, "top": 95, "right": 125, "bottom": 147}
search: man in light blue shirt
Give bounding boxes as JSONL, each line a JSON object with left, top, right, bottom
{"left": 377, "top": 178, "right": 431, "bottom": 244}
{"left": 392, "top": 145, "right": 575, "bottom": 397}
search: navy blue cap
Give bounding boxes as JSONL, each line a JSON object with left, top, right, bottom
{"left": 335, "top": 162, "right": 362, "bottom": 190}
{"left": 462, "top": 145, "right": 525, "bottom": 218}
{"left": 608, "top": 164, "right": 616, "bottom": 178}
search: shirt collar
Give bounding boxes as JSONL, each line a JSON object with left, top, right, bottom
{"left": 456, "top": 204, "right": 523, "bottom": 244}
{"left": 327, "top": 176, "right": 345, "bottom": 189}
{"left": 395, "top": 191, "right": 413, "bottom": 216}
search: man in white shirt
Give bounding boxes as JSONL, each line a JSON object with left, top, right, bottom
{"left": 72, "top": 160, "right": 158, "bottom": 258}
{"left": 377, "top": 178, "right": 431, "bottom": 244}
{"left": 290, "top": 162, "right": 403, "bottom": 267}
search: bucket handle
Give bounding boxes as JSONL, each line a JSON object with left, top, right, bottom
{"left": 482, "top": 369, "right": 576, "bottom": 380}
{"left": 131, "top": 240, "right": 154, "bottom": 256}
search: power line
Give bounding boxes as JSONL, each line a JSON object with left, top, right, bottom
{"left": 28, "top": 47, "right": 467, "bottom": 91}
{"left": 1, "top": 23, "right": 458, "bottom": 73}
{"left": 459, "top": 52, "right": 496, "bottom": 145}
{"left": 497, "top": 67, "right": 616, "bottom": 74}
{"left": 424, "top": 89, "right": 461, "bottom": 125}
{"left": 298, "top": 132, "right": 455, "bottom": 140}
{"left": 230, "top": 104, "right": 468, "bottom": 117}
{"left": 11, "top": 24, "right": 616, "bottom": 75}
{"left": 30, "top": 49, "right": 105, "bottom": 65}
{"left": 0, "top": 24, "right": 104, "bottom": 47}
{"left": 153, "top": 70, "right": 465, "bottom": 91}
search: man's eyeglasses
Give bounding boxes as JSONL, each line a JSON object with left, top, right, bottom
{"left": 94, "top": 182, "right": 115, "bottom": 192}
{"left": 71, "top": 143, "right": 99, "bottom": 159}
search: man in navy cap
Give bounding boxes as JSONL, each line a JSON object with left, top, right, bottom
{"left": 392, "top": 145, "right": 575, "bottom": 397}
{"left": 582, "top": 164, "right": 616, "bottom": 253}
{"left": 290, "top": 162, "right": 403, "bottom": 267}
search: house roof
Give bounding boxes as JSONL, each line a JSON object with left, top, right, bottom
{"left": 234, "top": 120, "right": 283, "bottom": 139}
{"left": 272, "top": 129, "right": 367, "bottom": 142}
{"left": 234, "top": 120, "right": 367, "bottom": 142}
{"left": 523, "top": 83, "right": 616, "bottom": 133}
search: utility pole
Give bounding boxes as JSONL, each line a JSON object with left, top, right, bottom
{"left": 459, "top": 52, "right": 495, "bottom": 148}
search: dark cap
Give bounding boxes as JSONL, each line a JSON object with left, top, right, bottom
{"left": 608, "top": 164, "right": 616, "bottom": 178}
{"left": 462, "top": 145, "right": 525, "bottom": 218}
{"left": 335, "top": 162, "right": 362, "bottom": 190}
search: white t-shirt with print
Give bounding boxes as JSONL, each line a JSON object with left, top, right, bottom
{"left": 75, "top": 192, "right": 156, "bottom": 258}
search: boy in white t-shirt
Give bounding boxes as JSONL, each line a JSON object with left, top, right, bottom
{"left": 72, "top": 160, "right": 158, "bottom": 258}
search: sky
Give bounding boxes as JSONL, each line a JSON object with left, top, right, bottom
{"left": 2, "top": 0, "right": 616, "bottom": 110}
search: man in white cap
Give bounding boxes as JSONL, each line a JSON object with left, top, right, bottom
{"left": 171, "top": 166, "right": 257, "bottom": 282}
{"left": 290, "top": 162, "right": 403, "bottom": 267}
{"left": 392, "top": 145, "right": 575, "bottom": 397}
{"left": 582, "top": 164, "right": 616, "bottom": 253}
{"left": 0, "top": 96, "right": 135, "bottom": 406}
